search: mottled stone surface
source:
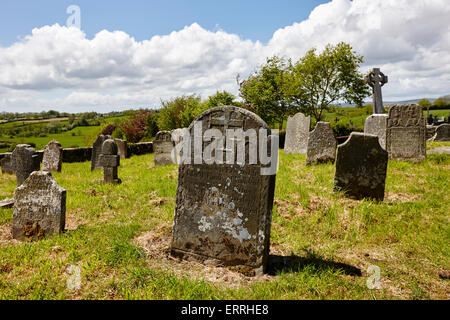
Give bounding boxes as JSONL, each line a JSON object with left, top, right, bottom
{"left": 306, "top": 122, "right": 337, "bottom": 165}
{"left": 334, "top": 132, "right": 388, "bottom": 201}
{"left": 386, "top": 104, "right": 426, "bottom": 161}
{"left": 42, "top": 140, "right": 63, "bottom": 172}
{"left": 431, "top": 124, "right": 450, "bottom": 141}
{"left": 12, "top": 171, "right": 66, "bottom": 241}
{"left": 284, "top": 113, "right": 310, "bottom": 154}
{"left": 11, "top": 144, "right": 40, "bottom": 186}
{"left": 365, "top": 68, "right": 388, "bottom": 114}
{"left": 154, "top": 131, "right": 176, "bottom": 165}
{"left": 426, "top": 125, "right": 437, "bottom": 141}
{"left": 98, "top": 139, "right": 121, "bottom": 184}
{"left": 0, "top": 153, "right": 14, "bottom": 174}
{"left": 114, "top": 139, "right": 128, "bottom": 159}
{"left": 171, "top": 106, "right": 276, "bottom": 273}
{"left": 364, "top": 114, "right": 388, "bottom": 150}
{"left": 91, "top": 135, "right": 111, "bottom": 171}
{"left": 171, "top": 128, "right": 188, "bottom": 164}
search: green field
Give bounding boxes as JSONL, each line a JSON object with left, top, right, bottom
{"left": 0, "top": 142, "right": 448, "bottom": 300}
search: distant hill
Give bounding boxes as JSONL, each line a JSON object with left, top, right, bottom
{"left": 339, "top": 96, "right": 449, "bottom": 107}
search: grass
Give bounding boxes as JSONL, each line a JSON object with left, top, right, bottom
{"left": 0, "top": 143, "right": 449, "bottom": 300}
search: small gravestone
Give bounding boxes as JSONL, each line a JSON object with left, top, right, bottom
{"left": 306, "top": 122, "right": 337, "bottom": 165}
{"left": 426, "top": 125, "right": 437, "bottom": 141}
{"left": 334, "top": 132, "right": 388, "bottom": 201}
{"left": 98, "top": 139, "right": 121, "bottom": 184}
{"left": 386, "top": 104, "right": 426, "bottom": 161}
{"left": 431, "top": 124, "right": 450, "bottom": 141}
{"left": 91, "top": 135, "right": 111, "bottom": 171}
{"left": 364, "top": 114, "right": 388, "bottom": 150}
{"left": 1, "top": 153, "right": 14, "bottom": 174}
{"left": 11, "top": 144, "right": 40, "bottom": 186}
{"left": 284, "top": 112, "right": 310, "bottom": 154}
{"left": 365, "top": 68, "right": 388, "bottom": 114}
{"left": 42, "top": 140, "right": 63, "bottom": 172}
{"left": 12, "top": 171, "right": 66, "bottom": 241}
{"left": 114, "top": 138, "right": 128, "bottom": 159}
{"left": 171, "top": 106, "right": 277, "bottom": 273}
{"left": 154, "top": 131, "right": 176, "bottom": 165}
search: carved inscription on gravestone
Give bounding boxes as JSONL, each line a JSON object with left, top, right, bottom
{"left": 171, "top": 106, "right": 276, "bottom": 272}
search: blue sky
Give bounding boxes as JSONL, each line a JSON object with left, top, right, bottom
{"left": 0, "top": 0, "right": 328, "bottom": 46}
{"left": 0, "top": 0, "right": 449, "bottom": 113}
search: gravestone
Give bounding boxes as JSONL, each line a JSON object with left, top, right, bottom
{"left": 42, "top": 140, "right": 63, "bottom": 172}
{"left": 386, "top": 104, "right": 426, "bottom": 161}
{"left": 98, "top": 139, "right": 121, "bottom": 184}
{"left": 171, "top": 128, "right": 188, "bottom": 164}
{"left": 431, "top": 124, "right": 450, "bottom": 141}
{"left": 426, "top": 125, "right": 437, "bottom": 141}
{"left": 334, "top": 132, "right": 388, "bottom": 201}
{"left": 365, "top": 68, "right": 388, "bottom": 114}
{"left": 171, "top": 106, "right": 277, "bottom": 273}
{"left": 364, "top": 114, "right": 388, "bottom": 150}
{"left": 306, "top": 122, "right": 337, "bottom": 165}
{"left": 284, "top": 112, "right": 310, "bottom": 154}
{"left": 1, "top": 153, "right": 14, "bottom": 174}
{"left": 91, "top": 135, "right": 111, "bottom": 171}
{"left": 12, "top": 171, "right": 66, "bottom": 241}
{"left": 114, "top": 138, "right": 128, "bottom": 159}
{"left": 154, "top": 131, "right": 176, "bottom": 165}
{"left": 11, "top": 144, "right": 40, "bottom": 186}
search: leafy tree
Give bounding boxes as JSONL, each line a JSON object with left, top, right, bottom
{"left": 418, "top": 98, "right": 432, "bottom": 116}
{"left": 206, "top": 90, "right": 237, "bottom": 108}
{"left": 432, "top": 97, "right": 447, "bottom": 109}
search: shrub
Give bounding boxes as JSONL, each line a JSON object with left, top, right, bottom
{"left": 101, "top": 124, "right": 116, "bottom": 136}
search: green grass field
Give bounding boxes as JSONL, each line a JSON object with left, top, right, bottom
{"left": 0, "top": 142, "right": 448, "bottom": 300}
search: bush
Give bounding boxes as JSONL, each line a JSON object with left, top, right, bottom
{"left": 101, "top": 124, "right": 116, "bottom": 136}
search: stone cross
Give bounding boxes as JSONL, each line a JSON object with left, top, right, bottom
{"left": 98, "top": 139, "right": 121, "bottom": 184}
{"left": 365, "top": 68, "right": 388, "bottom": 114}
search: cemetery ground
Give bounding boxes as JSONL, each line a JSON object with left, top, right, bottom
{"left": 0, "top": 143, "right": 449, "bottom": 300}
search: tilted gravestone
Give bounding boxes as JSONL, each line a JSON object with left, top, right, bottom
{"left": 11, "top": 144, "right": 40, "bottom": 186}
{"left": 114, "top": 138, "right": 128, "bottom": 159}
{"left": 386, "top": 104, "right": 426, "bottom": 161}
{"left": 12, "top": 171, "right": 66, "bottom": 241}
{"left": 154, "top": 131, "right": 176, "bottom": 165}
{"left": 306, "top": 122, "right": 337, "bottom": 165}
{"left": 364, "top": 114, "right": 388, "bottom": 150}
{"left": 431, "top": 124, "right": 450, "bottom": 141}
{"left": 91, "top": 135, "right": 111, "bottom": 171}
{"left": 284, "top": 112, "right": 310, "bottom": 154}
{"left": 1, "top": 153, "right": 14, "bottom": 174}
{"left": 42, "top": 140, "right": 63, "bottom": 172}
{"left": 171, "top": 106, "right": 277, "bottom": 273}
{"left": 334, "top": 132, "right": 388, "bottom": 201}
{"left": 98, "top": 139, "right": 121, "bottom": 184}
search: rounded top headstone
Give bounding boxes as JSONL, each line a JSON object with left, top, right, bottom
{"left": 102, "top": 139, "right": 118, "bottom": 155}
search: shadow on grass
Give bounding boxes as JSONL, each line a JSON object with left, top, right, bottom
{"left": 266, "top": 254, "right": 362, "bottom": 276}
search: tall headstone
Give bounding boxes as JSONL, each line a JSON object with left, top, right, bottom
{"left": 171, "top": 106, "right": 277, "bottom": 273}
{"left": 154, "top": 131, "right": 176, "bottom": 165}
{"left": 365, "top": 68, "right": 388, "bottom": 114}
{"left": 431, "top": 124, "right": 450, "bottom": 141}
{"left": 386, "top": 104, "right": 426, "bottom": 161}
{"left": 334, "top": 132, "right": 388, "bottom": 201}
{"left": 11, "top": 144, "right": 40, "bottom": 186}
{"left": 91, "top": 135, "right": 111, "bottom": 171}
{"left": 114, "top": 138, "right": 128, "bottom": 159}
{"left": 306, "top": 122, "right": 337, "bottom": 165}
{"left": 12, "top": 171, "right": 66, "bottom": 241}
{"left": 0, "top": 153, "right": 14, "bottom": 174}
{"left": 284, "top": 112, "right": 310, "bottom": 154}
{"left": 98, "top": 139, "right": 121, "bottom": 184}
{"left": 42, "top": 140, "right": 63, "bottom": 172}
{"left": 364, "top": 114, "right": 388, "bottom": 150}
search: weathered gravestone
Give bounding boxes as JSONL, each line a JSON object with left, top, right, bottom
{"left": 386, "top": 104, "right": 426, "bottom": 161}
{"left": 306, "top": 122, "right": 337, "bottom": 165}
{"left": 171, "top": 106, "right": 277, "bottom": 273}
{"left": 426, "top": 125, "right": 437, "bottom": 141}
{"left": 284, "top": 112, "right": 310, "bottom": 154}
{"left": 171, "top": 128, "right": 188, "bottom": 164}
{"left": 334, "top": 132, "right": 388, "bottom": 201}
{"left": 98, "top": 139, "right": 121, "bottom": 184}
{"left": 42, "top": 140, "right": 63, "bottom": 172}
{"left": 431, "top": 124, "right": 450, "bottom": 141}
{"left": 0, "top": 153, "right": 14, "bottom": 174}
{"left": 12, "top": 171, "right": 66, "bottom": 241}
{"left": 154, "top": 131, "right": 176, "bottom": 165}
{"left": 365, "top": 68, "right": 388, "bottom": 114}
{"left": 91, "top": 135, "right": 111, "bottom": 171}
{"left": 114, "top": 138, "right": 128, "bottom": 159}
{"left": 11, "top": 144, "right": 40, "bottom": 186}
{"left": 364, "top": 114, "right": 388, "bottom": 150}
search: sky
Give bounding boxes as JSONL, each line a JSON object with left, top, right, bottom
{"left": 0, "top": 0, "right": 449, "bottom": 113}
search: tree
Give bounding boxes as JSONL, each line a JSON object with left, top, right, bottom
{"left": 206, "top": 90, "right": 237, "bottom": 108}
{"left": 432, "top": 97, "right": 447, "bottom": 109}
{"left": 285, "top": 42, "right": 370, "bottom": 123}
{"left": 418, "top": 98, "right": 432, "bottom": 116}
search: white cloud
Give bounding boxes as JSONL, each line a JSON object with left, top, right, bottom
{"left": 1, "top": 0, "right": 449, "bottom": 112}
